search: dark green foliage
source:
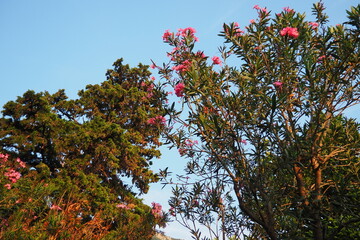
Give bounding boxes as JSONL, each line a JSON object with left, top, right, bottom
{"left": 0, "top": 59, "right": 168, "bottom": 239}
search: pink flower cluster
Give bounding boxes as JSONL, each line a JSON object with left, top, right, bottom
{"left": 0, "top": 153, "right": 9, "bottom": 163}
{"left": 174, "top": 83, "right": 185, "bottom": 97}
{"left": 280, "top": 27, "right": 299, "bottom": 38}
{"left": 283, "top": 7, "right": 294, "bottom": 13}
{"left": 4, "top": 168, "right": 21, "bottom": 183}
{"left": 141, "top": 82, "right": 155, "bottom": 100}
{"left": 178, "top": 148, "right": 187, "bottom": 156}
{"left": 1, "top": 154, "right": 27, "bottom": 189}
{"left": 147, "top": 83, "right": 154, "bottom": 95}
{"left": 317, "top": 55, "right": 333, "bottom": 62}
{"left": 177, "top": 27, "right": 198, "bottom": 41}
{"left": 317, "top": 55, "right": 326, "bottom": 62}
{"left": 224, "top": 22, "right": 244, "bottom": 38}
{"left": 196, "top": 51, "right": 206, "bottom": 59}
{"left": 172, "top": 60, "right": 192, "bottom": 72}
{"left": 167, "top": 48, "right": 179, "bottom": 61}
{"left": 273, "top": 81, "right": 283, "bottom": 88}
{"left": 151, "top": 202, "right": 163, "bottom": 218}
{"left": 16, "top": 158, "right": 26, "bottom": 168}
{"left": 212, "top": 56, "right": 222, "bottom": 65}
{"left": 309, "top": 22, "right": 319, "bottom": 29}
{"left": 185, "top": 139, "right": 198, "bottom": 147}
{"left": 163, "top": 27, "right": 198, "bottom": 43}
{"left": 162, "top": 30, "right": 173, "bottom": 42}
{"left": 233, "top": 22, "right": 244, "bottom": 36}
{"left": 253, "top": 5, "right": 268, "bottom": 14}
{"left": 116, "top": 203, "right": 131, "bottom": 210}
{"left": 50, "top": 204, "right": 62, "bottom": 211}
{"left": 169, "top": 207, "right": 176, "bottom": 216}
{"left": 147, "top": 115, "right": 166, "bottom": 125}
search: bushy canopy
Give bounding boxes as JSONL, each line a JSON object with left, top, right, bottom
{"left": 158, "top": 3, "right": 360, "bottom": 240}
{"left": 0, "top": 59, "right": 168, "bottom": 239}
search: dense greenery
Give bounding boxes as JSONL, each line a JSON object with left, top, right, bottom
{"left": 1, "top": 2, "right": 359, "bottom": 240}
{"left": 0, "top": 59, "right": 168, "bottom": 239}
{"left": 158, "top": 3, "right": 360, "bottom": 240}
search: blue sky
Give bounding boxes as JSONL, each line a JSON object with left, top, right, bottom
{"left": 1, "top": 1, "right": 359, "bottom": 239}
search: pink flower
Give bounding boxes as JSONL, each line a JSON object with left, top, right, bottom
{"left": 150, "top": 76, "right": 155, "bottom": 81}
{"left": 235, "top": 28, "right": 244, "bottom": 37}
{"left": 4, "top": 168, "right": 21, "bottom": 183}
{"left": 178, "top": 148, "right": 187, "bottom": 156}
{"left": 172, "top": 65, "right": 185, "bottom": 71}
{"left": 250, "top": 19, "right": 255, "bottom": 24}
{"left": 280, "top": 28, "right": 287, "bottom": 36}
{"left": 150, "top": 64, "right": 156, "bottom": 69}
{"left": 174, "top": 83, "right": 185, "bottom": 97}
{"left": 16, "top": 158, "right": 26, "bottom": 168}
{"left": 317, "top": 55, "right": 326, "bottom": 62}
{"left": 309, "top": 22, "right": 319, "bottom": 29}
{"left": 151, "top": 202, "right": 163, "bottom": 218}
{"left": 116, "top": 203, "right": 130, "bottom": 210}
{"left": 212, "top": 56, "right": 222, "bottom": 65}
{"left": 254, "top": 5, "right": 268, "bottom": 13}
{"left": 162, "top": 30, "right": 172, "bottom": 42}
{"left": 147, "top": 118, "right": 155, "bottom": 125}
{"left": 147, "top": 83, "right": 154, "bottom": 92}
{"left": 50, "top": 204, "right": 62, "bottom": 211}
{"left": 177, "top": 27, "right": 198, "bottom": 41}
{"left": 172, "top": 65, "right": 181, "bottom": 71}
{"left": 241, "top": 139, "right": 247, "bottom": 145}
{"left": 182, "top": 59, "right": 191, "bottom": 66}
{"left": 167, "top": 49, "right": 177, "bottom": 59}
{"left": 273, "top": 81, "right": 283, "bottom": 88}
{"left": 283, "top": 7, "right": 294, "bottom": 13}
{"left": 169, "top": 207, "right": 176, "bottom": 216}
{"left": 196, "top": 51, "right": 206, "bottom": 58}
{"left": 178, "top": 27, "right": 196, "bottom": 36}
{"left": 280, "top": 27, "right": 299, "bottom": 38}
{"left": 261, "top": 7, "right": 268, "bottom": 14}
{"left": 172, "top": 60, "right": 192, "bottom": 72}
{"left": 147, "top": 116, "right": 166, "bottom": 125}
{"left": 0, "top": 153, "right": 9, "bottom": 163}
{"left": 185, "top": 139, "right": 198, "bottom": 147}
{"left": 4, "top": 184, "right": 11, "bottom": 189}
{"left": 181, "top": 27, "right": 196, "bottom": 35}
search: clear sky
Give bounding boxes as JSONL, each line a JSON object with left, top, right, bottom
{"left": 1, "top": 1, "right": 359, "bottom": 239}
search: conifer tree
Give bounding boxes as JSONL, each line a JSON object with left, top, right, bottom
{"left": 0, "top": 59, "right": 167, "bottom": 239}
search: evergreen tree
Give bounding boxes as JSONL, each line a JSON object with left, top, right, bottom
{"left": 0, "top": 59, "right": 167, "bottom": 239}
